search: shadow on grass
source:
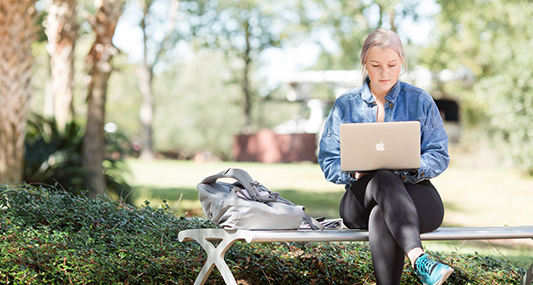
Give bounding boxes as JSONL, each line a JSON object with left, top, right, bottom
{"left": 275, "top": 189, "right": 344, "bottom": 219}
{"left": 129, "top": 186, "right": 201, "bottom": 216}
{"left": 424, "top": 239, "right": 533, "bottom": 266}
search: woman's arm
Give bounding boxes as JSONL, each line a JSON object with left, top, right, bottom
{"left": 401, "top": 99, "right": 449, "bottom": 183}
{"left": 318, "top": 101, "right": 356, "bottom": 185}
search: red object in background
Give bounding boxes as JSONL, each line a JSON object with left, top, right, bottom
{"left": 233, "top": 129, "right": 317, "bottom": 163}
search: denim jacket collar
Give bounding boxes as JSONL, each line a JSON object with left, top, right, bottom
{"left": 362, "top": 76, "right": 401, "bottom": 104}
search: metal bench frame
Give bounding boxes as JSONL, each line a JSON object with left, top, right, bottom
{"left": 179, "top": 226, "right": 533, "bottom": 285}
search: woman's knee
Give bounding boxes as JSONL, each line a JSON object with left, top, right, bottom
{"left": 366, "top": 169, "right": 403, "bottom": 196}
{"left": 339, "top": 189, "right": 370, "bottom": 229}
{"left": 373, "top": 169, "right": 400, "bottom": 181}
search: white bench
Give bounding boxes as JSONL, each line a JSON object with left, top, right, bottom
{"left": 179, "top": 226, "right": 533, "bottom": 285}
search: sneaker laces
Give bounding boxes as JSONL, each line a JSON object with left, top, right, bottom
{"left": 416, "top": 255, "right": 438, "bottom": 275}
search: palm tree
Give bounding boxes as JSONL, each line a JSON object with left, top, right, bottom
{"left": 0, "top": 0, "right": 37, "bottom": 184}
{"left": 82, "top": 0, "right": 124, "bottom": 197}
{"left": 44, "top": 0, "right": 79, "bottom": 129}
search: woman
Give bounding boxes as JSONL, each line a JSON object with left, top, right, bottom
{"left": 318, "top": 28, "right": 453, "bottom": 285}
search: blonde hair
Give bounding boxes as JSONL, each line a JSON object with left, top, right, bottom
{"left": 360, "top": 28, "right": 407, "bottom": 83}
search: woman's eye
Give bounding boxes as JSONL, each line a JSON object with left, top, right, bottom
{"left": 372, "top": 65, "right": 379, "bottom": 68}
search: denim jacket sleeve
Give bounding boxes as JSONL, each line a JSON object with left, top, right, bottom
{"left": 317, "top": 93, "right": 357, "bottom": 186}
{"left": 400, "top": 93, "right": 449, "bottom": 184}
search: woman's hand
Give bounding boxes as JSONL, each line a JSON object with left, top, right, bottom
{"left": 352, "top": 172, "right": 369, "bottom": 180}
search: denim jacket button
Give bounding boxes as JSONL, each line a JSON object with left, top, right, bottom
{"left": 389, "top": 103, "right": 394, "bottom": 108}
{"left": 401, "top": 176, "right": 406, "bottom": 180}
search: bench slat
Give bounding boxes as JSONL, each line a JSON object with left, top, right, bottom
{"left": 179, "top": 226, "right": 533, "bottom": 243}
{"left": 421, "top": 226, "right": 533, "bottom": 240}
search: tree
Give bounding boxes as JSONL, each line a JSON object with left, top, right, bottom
{"left": 304, "top": 0, "right": 425, "bottom": 70}
{"left": 124, "top": 0, "right": 211, "bottom": 160}
{"left": 152, "top": 51, "right": 244, "bottom": 159}
{"left": 43, "top": 0, "right": 79, "bottom": 129}
{"left": 188, "top": 0, "right": 426, "bottom": 134}
{"left": 0, "top": 0, "right": 38, "bottom": 184}
{"left": 136, "top": 0, "right": 180, "bottom": 160}
{"left": 83, "top": 0, "right": 125, "bottom": 196}
{"left": 422, "top": 0, "right": 533, "bottom": 175}
{"left": 195, "top": 0, "right": 302, "bottom": 134}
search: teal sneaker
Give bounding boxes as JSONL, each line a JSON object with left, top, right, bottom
{"left": 414, "top": 254, "right": 454, "bottom": 285}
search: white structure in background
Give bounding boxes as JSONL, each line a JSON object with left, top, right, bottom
{"left": 275, "top": 66, "right": 475, "bottom": 144}
{"left": 274, "top": 99, "right": 329, "bottom": 134}
{"left": 275, "top": 70, "right": 360, "bottom": 135}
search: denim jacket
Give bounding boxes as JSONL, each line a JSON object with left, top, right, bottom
{"left": 318, "top": 77, "right": 449, "bottom": 187}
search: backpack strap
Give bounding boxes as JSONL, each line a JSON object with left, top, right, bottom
{"left": 303, "top": 212, "right": 325, "bottom": 231}
{"left": 201, "top": 168, "right": 278, "bottom": 202}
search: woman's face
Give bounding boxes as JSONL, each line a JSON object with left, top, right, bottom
{"left": 365, "top": 47, "right": 402, "bottom": 98}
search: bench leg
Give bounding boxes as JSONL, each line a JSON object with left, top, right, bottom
{"left": 187, "top": 231, "right": 242, "bottom": 285}
{"left": 523, "top": 262, "right": 533, "bottom": 285}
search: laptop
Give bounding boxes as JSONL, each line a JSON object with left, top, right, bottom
{"left": 340, "top": 121, "right": 420, "bottom": 173}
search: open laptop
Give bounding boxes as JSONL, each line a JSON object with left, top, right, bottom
{"left": 340, "top": 121, "right": 420, "bottom": 173}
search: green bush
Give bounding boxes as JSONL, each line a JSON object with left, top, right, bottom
{"left": 23, "top": 114, "right": 132, "bottom": 200}
{"left": 0, "top": 185, "right": 528, "bottom": 284}
{"left": 0, "top": 184, "right": 210, "bottom": 284}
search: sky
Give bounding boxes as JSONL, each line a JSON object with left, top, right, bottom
{"left": 113, "top": 0, "right": 441, "bottom": 89}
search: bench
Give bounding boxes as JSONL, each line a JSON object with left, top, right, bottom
{"left": 179, "top": 226, "right": 533, "bottom": 285}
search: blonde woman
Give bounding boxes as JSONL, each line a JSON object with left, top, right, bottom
{"left": 318, "top": 28, "right": 453, "bottom": 285}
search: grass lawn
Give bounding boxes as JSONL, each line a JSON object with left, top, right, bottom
{"left": 124, "top": 154, "right": 533, "bottom": 267}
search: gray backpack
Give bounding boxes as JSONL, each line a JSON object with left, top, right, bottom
{"left": 197, "top": 168, "right": 323, "bottom": 230}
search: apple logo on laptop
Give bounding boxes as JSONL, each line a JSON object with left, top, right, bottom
{"left": 375, "top": 141, "right": 385, "bottom": 151}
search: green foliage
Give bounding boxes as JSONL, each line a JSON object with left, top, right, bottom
{"left": 24, "top": 114, "right": 87, "bottom": 193}
{"left": 305, "top": 0, "right": 373, "bottom": 70}
{"left": 422, "top": 0, "right": 533, "bottom": 175}
{"left": 23, "top": 114, "right": 132, "bottom": 198}
{"left": 0, "top": 185, "right": 528, "bottom": 284}
{"left": 106, "top": 58, "right": 143, "bottom": 139}
{"left": 0, "top": 184, "right": 212, "bottom": 284}
{"left": 152, "top": 52, "right": 243, "bottom": 159}
{"left": 151, "top": 51, "right": 299, "bottom": 159}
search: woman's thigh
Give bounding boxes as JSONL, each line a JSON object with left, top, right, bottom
{"left": 405, "top": 180, "right": 444, "bottom": 233}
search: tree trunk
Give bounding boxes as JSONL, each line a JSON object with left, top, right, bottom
{"left": 136, "top": 0, "right": 180, "bottom": 160}
{"left": 83, "top": 0, "right": 123, "bottom": 197}
{"left": 242, "top": 19, "right": 252, "bottom": 134}
{"left": 137, "top": 64, "right": 155, "bottom": 160}
{"left": 137, "top": 6, "right": 154, "bottom": 160}
{"left": 84, "top": 70, "right": 108, "bottom": 196}
{"left": 44, "top": 0, "right": 78, "bottom": 129}
{"left": 0, "top": 0, "right": 37, "bottom": 184}
{"left": 377, "top": 4, "right": 384, "bottom": 29}
{"left": 389, "top": 10, "right": 396, "bottom": 33}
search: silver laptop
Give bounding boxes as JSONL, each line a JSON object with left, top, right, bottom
{"left": 340, "top": 121, "right": 420, "bottom": 172}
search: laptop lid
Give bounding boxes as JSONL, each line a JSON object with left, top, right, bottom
{"left": 340, "top": 121, "right": 420, "bottom": 173}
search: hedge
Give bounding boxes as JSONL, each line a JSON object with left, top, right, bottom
{"left": 0, "top": 185, "right": 528, "bottom": 284}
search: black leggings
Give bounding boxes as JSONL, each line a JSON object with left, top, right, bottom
{"left": 339, "top": 170, "right": 444, "bottom": 285}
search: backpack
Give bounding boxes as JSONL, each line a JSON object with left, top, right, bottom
{"left": 197, "top": 168, "right": 323, "bottom": 230}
